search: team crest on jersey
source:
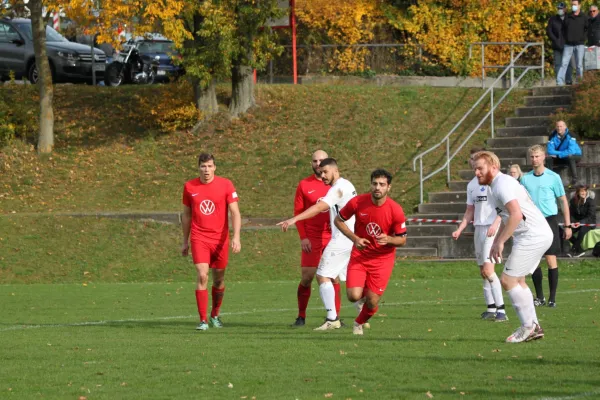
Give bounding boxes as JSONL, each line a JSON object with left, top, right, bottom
{"left": 200, "top": 200, "right": 215, "bottom": 215}
{"left": 366, "top": 222, "right": 382, "bottom": 237}
{"left": 479, "top": 186, "right": 486, "bottom": 192}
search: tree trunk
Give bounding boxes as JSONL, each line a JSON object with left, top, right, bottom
{"left": 30, "top": 0, "right": 54, "bottom": 154}
{"left": 192, "top": 78, "right": 218, "bottom": 117}
{"left": 229, "top": 63, "right": 255, "bottom": 118}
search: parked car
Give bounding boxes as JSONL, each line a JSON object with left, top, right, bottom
{"left": 115, "top": 34, "right": 184, "bottom": 82}
{"left": 0, "top": 17, "right": 106, "bottom": 83}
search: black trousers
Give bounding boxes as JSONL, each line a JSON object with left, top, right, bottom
{"left": 570, "top": 225, "right": 592, "bottom": 253}
{"left": 546, "top": 155, "right": 582, "bottom": 181}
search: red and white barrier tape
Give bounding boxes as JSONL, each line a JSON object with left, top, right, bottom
{"left": 407, "top": 218, "right": 599, "bottom": 227}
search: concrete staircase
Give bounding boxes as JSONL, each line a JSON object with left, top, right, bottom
{"left": 399, "top": 86, "right": 600, "bottom": 258}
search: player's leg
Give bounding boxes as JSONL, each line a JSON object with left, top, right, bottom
{"left": 545, "top": 216, "right": 561, "bottom": 307}
{"left": 479, "top": 226, "right": 507, "bottom": 322}
{"left": 475, "top": 226, "right": 497, "bottom": 320}
{"left": 208, "top": 243, "right": 229, "bottom": 328}
{"left": 353, "top": 259, "right": 393, "bottom": 335}
{"left": 314, "top": 274, "right": 340, "bottom": 330}
{"left": 293, "top": 238, "right": 321, "bottom": 327}
{"left": 194, "top": 262, "right": 210, "bottom": 331}
{"left": 346, "top": 260, "right": 368, "bottom": 335}
{"left": 332, "top": 276, "right": 342, "bottom": 318}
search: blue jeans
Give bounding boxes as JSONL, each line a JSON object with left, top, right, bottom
{"left": 557, "top": 45, "right": 585, "bottom": 85}
{"left": 553, "top": 49, "right": 574, "bottom": 84}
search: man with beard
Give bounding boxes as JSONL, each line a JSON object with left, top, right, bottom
{"left": 290, "top": 150, "right": 333, "bottom": 327}
{"left": 278, "top": 158, "right": 357, "bottom": 330}
{"left": 472, "top": 151, "right": 553, "bottom": 343}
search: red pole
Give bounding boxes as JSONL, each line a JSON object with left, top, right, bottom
{"left": 290, "top": 0, "right": 297, "bottom": 84}
{"left": 253, "top": 69, "right": 257, "bottom": 84}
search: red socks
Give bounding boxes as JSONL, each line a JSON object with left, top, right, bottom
{"left": 356, "top": 304, "right": 378, "bottom": 325}
{"left": 333, "top": 282, "right": 341, "bottom": 316}
{"left": 211, "top": 286, "right": 225, "bottom": 318}
{"left": 195, "top": 289, "right": 208, "bottom": 322}
{"left": 297, "top": 284, "right": 311, "bottom": 318}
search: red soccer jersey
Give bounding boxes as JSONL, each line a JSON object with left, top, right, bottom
{"left": 294, "top": 175, "right": 331, "bottom": 239}
{"left": 339, "top": 194, "right": 407, "bottom": 260}
{"left": 182, "top": 176, "right": 238, "bottom": 244}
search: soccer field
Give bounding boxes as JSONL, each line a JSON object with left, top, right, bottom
{"left": 2, "top": 271, "right": 599, "bottom": 399}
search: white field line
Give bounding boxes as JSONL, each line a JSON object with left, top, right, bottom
{"left": 540, "top": 389, "right": 600, "bottom": 400}
{"left": 1, "top": 288, "right": 598, "bottom": 333}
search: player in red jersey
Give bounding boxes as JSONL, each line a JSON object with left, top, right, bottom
{"left": 291, "top": 150, "right": 333, "bottom": 327}
{"left": 334, "top": 169, "right": 407, "bottom": 335}
{"left": 181, "top": 153, "right": 242, "bottom": 331}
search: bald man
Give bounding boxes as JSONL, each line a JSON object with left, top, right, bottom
{"left": 289, "top": 150, "right": 334, "bottom": 327}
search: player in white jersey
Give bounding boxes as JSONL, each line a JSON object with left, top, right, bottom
{"left": 278, "top": 158, "right": 357, "bottom": 330}
{"left": 453, "top": 149, "right": 506, "bottom": 322}
{"left": 472, "top": 151, "right": 552, "bottom": 343}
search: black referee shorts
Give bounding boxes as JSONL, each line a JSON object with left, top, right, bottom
{"left": 544, "top": 215, "right": 561, "bottom": 256}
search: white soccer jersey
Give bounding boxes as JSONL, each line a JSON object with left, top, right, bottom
{"left": 321, "top": 177, "right": 357, "bottom": 245}
{"left": 466, "top": 176, "right": 497, "bottom": 226}
{"left": 489, "top": 172, "right": 550, "bottom": 238}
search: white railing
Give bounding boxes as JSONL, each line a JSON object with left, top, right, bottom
{"left": 412, "top": 42, "right": 545, "bottom": 204}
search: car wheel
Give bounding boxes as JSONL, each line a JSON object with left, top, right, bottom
{"left": 105, "top": 63, "right": 124, "bottom": 86}
{"left": 27, "top": 62, "right": 56, "bottom": 84}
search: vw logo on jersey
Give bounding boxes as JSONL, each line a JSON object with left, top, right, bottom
{"left": 199, "top": 200, "right": 215, "bottom": 215}
{"left": 366, "top": 222, "right": 382, "bottom": 237}
{"left": 316, "top": 197, "right": 329, "bottom": 213}
{"left": 480, "top": 186, "right": 486, "bottom": 192}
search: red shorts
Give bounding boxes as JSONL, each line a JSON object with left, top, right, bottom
{"left": 346, "top": 255, "right": 395, "bottom": 295}
{"left": 191, "top": 239, "right": 229, "bottom": 269}
{"left": 300, "top": 236, "right": 330, "bottom": 268}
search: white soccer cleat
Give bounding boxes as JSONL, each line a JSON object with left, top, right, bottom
{"left": 314, "top": 319, "right": 341, "bottom": 331}
{"left": 505, "top": 324, "right": 536, "bottom": 343}
{"left": 352, "top": 321, "right": 364, "bottom": 335}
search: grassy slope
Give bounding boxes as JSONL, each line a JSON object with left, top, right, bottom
{"left": 0, "top": 83, "right": 525, "bottom": 217}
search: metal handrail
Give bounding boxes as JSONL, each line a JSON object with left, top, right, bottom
{"left": 412, "top": 42, "right": 544, "bottom": 204}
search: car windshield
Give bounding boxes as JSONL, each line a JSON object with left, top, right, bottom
{"left": 137, "top": 41, "right": 174, "bottom": 53}
{"left": 14, "top": 22, "right": 68, "bottom": 42}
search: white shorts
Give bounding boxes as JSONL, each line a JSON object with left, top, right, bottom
{"left": 474, "top": 225, "right": 497, "bottom": 266}
{"left": 503, "top": 233, "right": 553, "bottom": 277}
{"left": 317, "top": 242, "right": 352, "bottom": 282}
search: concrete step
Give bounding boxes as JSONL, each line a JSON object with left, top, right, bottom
{"left": 418, "top": 202, "right": 466, "bottom": 214}
{"left": 428, "top": 191, "right": 467, "bottom": 203}
{"left": 404, "top": 236, "right": 515, "bottom": 258}
{"left": 554, "top": 164, "right": 600, "bottom": 186}
{"left": 505, "top": 116, "right": 551, "bottom": 127}
{"left": 493, "top": 147, "right": 529, "bottom": 159}
{"left": 496, "top": 126, "right": 549, "bottom": 137}
{"left": 486, "top": 136, "right": 547, "bottom": 148}
{"left": 407, "top": 213, "right": 464, "bottom": 221}
{"left": 525, "top": 95, "right": 572, "bottom": 106}
{"left": 581, "top": 141, "right": 600, "bottom": 163}
{"left": 449, "top": 180, "right": 469, "bottom": 191}
{"left": 406, "top": 224, "right": 457, "bottom": 236}
{"left": 515, "top": 105, "right": 570, "bottom": 117}
{"left": 530, "top": 86, "right": 573, "bottom": 96}
{"left": 396, "top": 247, "right": 438, "bottom": 257}
{"left": 499, "top": 157, "right": 527, "bottom": 167}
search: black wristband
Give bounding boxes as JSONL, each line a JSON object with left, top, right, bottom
{"left": 564, "top": 224, "right": 572, "bottom": 228}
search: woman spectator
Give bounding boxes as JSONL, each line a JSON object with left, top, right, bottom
{"left": 508, "top": 164, "right": 523, "bottom": 183}
{"left": 569, "top": 185, "right": 597, "bottom": 257}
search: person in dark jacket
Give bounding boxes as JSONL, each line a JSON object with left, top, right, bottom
{"left": 548, "top": 2, "right": 574, "bottom": 84}
{"left": 588, "top": 5, "right": 600, "bottom": 46}
{"left": 568, "top": 185, "right": 597, "bottom": 256}
{"left": 546, "top": 120, "right": 583, "bottom": 184}
{"left": 557, "top": 0, "right": 589, "bottom": 85}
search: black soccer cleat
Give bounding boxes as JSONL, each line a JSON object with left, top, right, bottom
{"left": 291, "top": 317, "right": 306, "bottom": 327}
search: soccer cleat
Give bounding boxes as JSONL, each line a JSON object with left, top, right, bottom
{"left": 533, "top": 297, "right": 546, "bottom": 307}
{"left": 196, "top": 321, "right": 209, "bottom": 331}
{"left": 529, "top": 323, "right": 545, "bottom": 341}
{"left": 505, "top": 325, "right": 536, "bottom": 343}
{"left": 210, "top": 316, "right": 223, "bottom": 328}
{"left": 548, "top": 301, "right": 556, "bottom": 308}
{"left": 314, "top": 318, "right": 341, "bottom": 331}
{"left": 352, "top": 321, "right": 364, "bottom": 335}
{"left": 480, "top": 311, "right": 497, "bottom": 320}
{"left": 494, "top": 312, "right": 509, "bottom": 322}
{"left": 291, "top": 317, "right": 306, "bottom": 327}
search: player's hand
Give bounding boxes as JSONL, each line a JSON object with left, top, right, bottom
{"left": 301, "top": 238, "right": 312, "bottom": 253}
{"left": 354, "top": 237, "right": 371, "bottom": 251}
{"left": 231, "top": 237, "right": 241, "bottom": 254}
{"left": 489, "top": 242, "right": 504, "bottom": 264}
{"left": 563, "top": 227, "right": 572, "bottom": 240}
{"left": 276, "top": 217, "right": 296, "bottom": 232}
{"left": 572, "top": 222, "right": 581, "bottom": 229}
{"left": 487, "top": 225, "right": 498, "bottom": 237}
{"left": 375, "top": 234, "right": 391, "bottom": 245}
{"left": 181, "top": 242, "right": 189, "bottom": 257}
{"left": 452, "top": 230, "right": 461, "bottom": 240}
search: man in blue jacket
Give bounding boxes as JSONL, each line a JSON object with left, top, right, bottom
{"left": 546, "top": 120, "right": 583, "bottom": 185}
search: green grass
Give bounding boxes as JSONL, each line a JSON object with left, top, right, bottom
{"left": 0, "top": 84, "right": 525, "bottom": 217}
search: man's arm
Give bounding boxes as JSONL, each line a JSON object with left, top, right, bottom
{"left": 293, "top": 184, "right": 308, "bottom": 240}
{"left": 375, "top": 234, "right": 406, "bottom": 247}
{"left": 452, "top": 205, "right": 474, "bottom": 240}
{"left": 495, "top": 200, "right": 522, "bottom": 244}
{"left": 181, "top": 205, "right": 192, "bottom": 256}
{"left": 558, "top": 194, "right": 572, "bottom": 240}
{"left": 334, "top": 216, "right": 371, "bottom": 250}
{"left": 228, "top": 201, "right": 242, "bottom": 253}
{"left": 277, "top": 201, "right": 329, "bottom": 232}
{"left": 547, "top": 19, "right": 558, "bottom": 43}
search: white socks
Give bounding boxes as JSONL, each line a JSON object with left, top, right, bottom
{"left": 319, "top": 281, "right": 337, "bottom": 320}
{"left": 507, "top": 285, "right": 538, "bottom": 328}
{"left": 483, "top": 279, "right": 495, "bottom": 311}
{"left": 489, "top": 273, "right": 505, "bottom": 313}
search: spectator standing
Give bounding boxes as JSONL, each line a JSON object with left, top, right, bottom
{"left": 588, "top": 5, "right": 600, "bottom": 46}
{"left": 546, "top": 120, "right": 583, "bottom": 185}
{"left": 548, "top": 2, "right": 574, "bottom": 84}
{"left": 557, "top": 0, "right": 589, "bottom": 85}
{"left": 569, "top": 185, "right": 597, "bottom": 256}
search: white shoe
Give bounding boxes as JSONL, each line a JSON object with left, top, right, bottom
{"left": 505, "top": 324, "right": 536, "bottom": 343}
{"left": 314, "top": 319, "right": 341, "bottom": 331}
{"left": 353, "top": 321, "right": 364, "bottom": 335}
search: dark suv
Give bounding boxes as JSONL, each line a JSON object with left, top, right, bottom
{"left": 0, "top": 18, "right": 106, "bottom": 83}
